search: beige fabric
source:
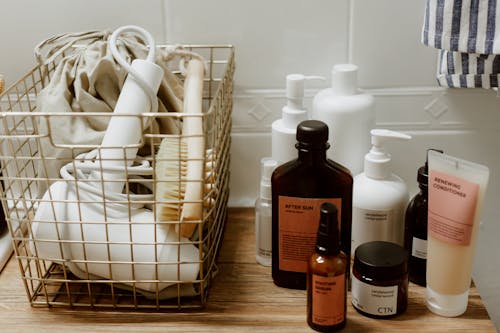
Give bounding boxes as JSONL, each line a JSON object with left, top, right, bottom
{"left": 34, "top": 31, "right": 185, "bottom": 195}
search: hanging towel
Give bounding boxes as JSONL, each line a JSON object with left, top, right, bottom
{"left": 422, "top": 0, "right": 500, "bottom": 88}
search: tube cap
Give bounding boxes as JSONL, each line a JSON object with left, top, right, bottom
{"left": 426, "top": 286, "right": 468, "bottom": 317}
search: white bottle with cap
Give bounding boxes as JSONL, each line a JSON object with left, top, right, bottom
{"left": 255, "top": 157, "right": 278, "bottom": 266}
{"left": 311, "top": 64, "right": 374, "bottom": 175}
{"left": 272, "top": 74, "right": 324, "bottom": 165}
{"left": 351, "top": 129, "right": 411, "bottom": 255}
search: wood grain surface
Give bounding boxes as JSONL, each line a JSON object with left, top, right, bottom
{"left": 0, "top": 207, "right": 496, "bottom": 332}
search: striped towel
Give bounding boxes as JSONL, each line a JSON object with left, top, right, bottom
{"left": 422, "top": 0, "right": 500, "bottom": 88}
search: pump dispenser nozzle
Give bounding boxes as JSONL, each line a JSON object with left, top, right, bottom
{"left": 282, "top": 74, "right": 325, "bottom": 128}
{"left": 272, "top": 74, "right": 325, "bottom": 164}
{"left": 286, "top": 74, "right": 325, "bottom": 110}
{"left": 364, "top": 129, "right": 411, "bottom": 179}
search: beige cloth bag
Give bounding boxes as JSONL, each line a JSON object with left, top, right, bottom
{"left": 34, "top": 30, "right": 186, "bottom": 194}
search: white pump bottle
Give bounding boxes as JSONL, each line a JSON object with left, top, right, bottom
{"left": 351, "top": 129, "right": 411, "bottom": 255}
{"left": 271, "top": 74, "right": 324, "bottom": 165}
{"left": 312, "top": 64, "right": 374, "bottom": 175}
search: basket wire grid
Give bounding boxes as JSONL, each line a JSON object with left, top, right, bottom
{"left": 0, "top": 45, "right": 234, "bottom": 310}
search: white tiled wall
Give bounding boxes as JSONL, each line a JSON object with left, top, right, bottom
{"left": 0, "top": 0, "right": 165, "bottom": 81}
{"left": 351, "top": 0, "right": 438, "bottom": 87}
{"left": 1, "top": 0, "right": 499, "bottom": 329}
{"left": 165, "top": 0, "right": 349, "bottom": 88}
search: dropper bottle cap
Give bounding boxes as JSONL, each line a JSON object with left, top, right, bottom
{"left": 316, "top": 202, "right": 340, "bottom": 255}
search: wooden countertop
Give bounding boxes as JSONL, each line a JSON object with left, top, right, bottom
{"left": 0, "top": 208, "right": 496, "bottom": 332}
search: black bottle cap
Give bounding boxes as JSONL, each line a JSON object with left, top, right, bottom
{"left": 296, "top": 120, "right": 330, "bottom": 150}
{"left": 354, "top": 241, "right": 408, "bottom": 281}
{"left": 418, "top": 149, "right": 444, "bottom": 184}
{"left": 316, "top": 202, "right": 340, "bottom": 255}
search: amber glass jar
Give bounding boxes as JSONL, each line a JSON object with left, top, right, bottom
{"left": 351, "top": 241, "right": 409, "bottom": 319}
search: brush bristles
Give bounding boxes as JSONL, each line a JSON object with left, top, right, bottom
{"left": 155, "top": 137, "right": 218, "bottom": 234}
{"left": 155, "top": 138, "right": 188, "bottom": 222}
{"left": 0, "top": 75, "right": 4, "bottom": 94}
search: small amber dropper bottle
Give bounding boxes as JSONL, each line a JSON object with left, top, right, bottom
{"left": 307, "top": 202, "right": 347, "bottom": 332}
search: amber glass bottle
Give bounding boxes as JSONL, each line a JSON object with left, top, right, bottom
{"left": 404, "top": 167, "right": 428, "bottom": 286}
{"left": 272, "top": 120, "right": 353, "bottom": 290}
{"left": 404, "top": 149, "right": 441, "bottom": 286}
{"left": 307, "top": 202, "right": 347, "bottom": 332}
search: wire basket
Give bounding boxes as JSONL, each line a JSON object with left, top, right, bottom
{"left": 0, "top": 45, "right": 234, "bottom": 310}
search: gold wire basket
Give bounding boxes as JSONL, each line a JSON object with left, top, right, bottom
{"left": 0, "top": 45, "right": 234, "bottom": 310}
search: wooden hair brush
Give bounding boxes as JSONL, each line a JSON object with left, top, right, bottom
{"left": 155, "top": 58, "right": 206, "bottom": 238}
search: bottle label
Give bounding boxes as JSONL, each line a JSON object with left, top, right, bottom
{"left": 352, "top": 208, "right": 394, "bottom": 251}
{"left": 411, "top": 237, "right": 427, "bottom": 259}
{"left": 278, "top": 196, "right": 342, "bottom": 273}
{"left": 351, "top": 275, "right": 398, "bottom": 316}
{"left": 428, "top": 170, "right": 479, "bottom": 246}
{"left": 312, "top": 274, "right": 345, "bottom": 326}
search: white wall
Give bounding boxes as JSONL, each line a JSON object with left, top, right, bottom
{"left": 0, "top": 0, "right": 499, "bottom": 328}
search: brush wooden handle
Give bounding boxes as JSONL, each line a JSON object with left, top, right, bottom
{"left": 180, "top": 59, "right": 205, "bottom": 238}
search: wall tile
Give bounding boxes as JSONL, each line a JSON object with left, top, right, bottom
{"left": 232, "top": 89, "right": 317, "bottom": 133}
{"left": 230, "top": 87, "right": 500, "bottom": 236}
{"left": 0, "top": 0, "right": 164, "bottom": 85}
{"left": 228, "top": 133, "right": 271, "bottom": 207}
{"left": 351, "top": 0, "right": 438, "bottom": 88}
{"left": 164, "top": 0, "right": 350, "bottom": 89}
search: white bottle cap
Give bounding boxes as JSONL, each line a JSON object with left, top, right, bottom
{"left": 260, "top": 157, "right": 278, "bottom": 200}
{"left": 331, "top": 64, "right": 358, "bottom": 96}
{"left": 364, "top": 129, "right": 411, "bottom": 179}
{"left": 426, "top": 286, "right": 469, "bottom": 317}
